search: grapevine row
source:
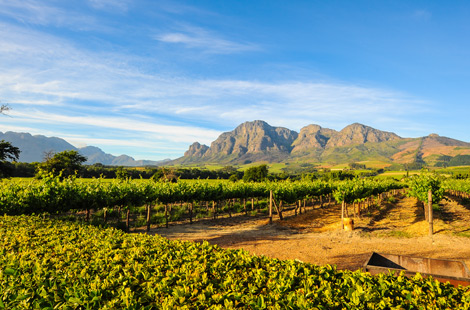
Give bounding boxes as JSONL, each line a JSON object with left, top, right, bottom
{"left": 0, "top": 174, "right": 404, "bottom": 217}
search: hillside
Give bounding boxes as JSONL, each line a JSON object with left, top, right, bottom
{"left": 175, "top": 121, "right": 470, "bottom": 167}
{"left": 0, "top": 131, "right": 168, "bottom": 166}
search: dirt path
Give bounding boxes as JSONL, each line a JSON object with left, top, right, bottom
{"left": 145, "top": 195, "right": 470, "bottom": 271}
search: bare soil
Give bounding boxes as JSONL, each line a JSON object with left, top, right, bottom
{"left": 144, "top": 195, "right": 470, "bottom": 271}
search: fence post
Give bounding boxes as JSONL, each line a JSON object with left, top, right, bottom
{"left": 146, "top": 204, "right": 151, "bottom": 233}
{"left": 269, "top": 190, "right": 273, "bottom": 224}
{"left": 428, "top": 190, "right": 433, "bottom": 236}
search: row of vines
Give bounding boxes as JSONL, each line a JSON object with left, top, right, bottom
{"left": 0, "top": 174, "right": 405, "bottom": 229}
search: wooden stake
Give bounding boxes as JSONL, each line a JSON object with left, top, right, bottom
{"left": 189, "top": 202, "right": 193, "bottom": 224}
{"left": 341, "top": 201, "right": 345, "bottom": 230}
{"left": 146, "top": 204, "right": 151, "bottom": 233}
{"left": 269, "top": 190, "right": 273, "bottom": 224}
{"left": 165, "top": 204, "right": 169, "bottom": 228}
{"left": 428, "top": 190, "right": 433, "bottom": 236}
{"left": 126, "top": 209, "right": 130, "bottom": 233}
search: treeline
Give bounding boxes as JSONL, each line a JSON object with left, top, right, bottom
{"left": 435, "top": 154, "right": 470, "bottom": 167}
{"left": 5, "top": 161, "right": 244, "bottom": 180}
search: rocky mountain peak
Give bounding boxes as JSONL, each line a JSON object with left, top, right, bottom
{"left": 325, "top": 123, "right": 401, "bottom": 148}
{"left": 184, "top": 142, "right": 209, "bottom": 157}
{"left": 291, "top": 124, "right": 337, "bottom": 153}
{"left": 200, "top": 120, "right": 298, "bottom": 161}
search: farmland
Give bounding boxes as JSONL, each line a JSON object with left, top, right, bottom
{"left": 1, "top": 174, "right": 470, "bottom": 308}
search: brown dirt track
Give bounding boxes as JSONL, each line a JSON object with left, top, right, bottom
{"left": 147, "top": 195, "right": 470, "bottom": 271}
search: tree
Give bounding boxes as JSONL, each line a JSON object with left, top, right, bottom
{"left": 0, "top": 104, "right": 10, "bottom": 115}
{"left": 38, "top": 150, "right": 87, "bottom": 177}
{"left": 243, "top": 164, "right": 268, "bottom": 182}
{"left": 0, "top": 140, "right": 20, "bottom": 178}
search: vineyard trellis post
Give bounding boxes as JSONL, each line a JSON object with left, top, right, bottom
{"left": 428, "top": 190, "right": 433, "bottom": 236}
{"left": 146, "top": 204, "right": 151, "bottom": 233}
{"left": 126, "top": 209, "right": 130, "bottom": 232}
{"left": 269, "top": 190, "right": 273, "bottom": 224}
{"left": 341, "top": 201, "right": 345, "bottom": 230}
{"left": 165, "top": 204, "right": 169, "bottom": 228}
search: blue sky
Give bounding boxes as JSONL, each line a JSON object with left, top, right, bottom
{"left": 1, "top": 0, "right": 469, "bottom": 161}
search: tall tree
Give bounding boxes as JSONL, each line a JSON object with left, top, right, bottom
{"left": 0, "top": 104, "right": 10, "bottom": 114}
{"left": 0, "top": 104, "right": 20, "bottom": 177}
{"left": 0, "top": 140, "right": 20, "bottom": 178}
{"left": 243, "top": 164, "right": 268, "bottom": 182}
{"left": 39, "top": 150, "right": 87, "bottom": 177}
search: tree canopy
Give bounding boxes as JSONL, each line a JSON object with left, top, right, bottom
{"left": 243, "top": 164, "right": 268, "bottom": 182}
{"left": 38, "top": 150, "right": 87, "bottom": 178}
{"left": 0, "top": 140, "right": 21, "bottom": 178}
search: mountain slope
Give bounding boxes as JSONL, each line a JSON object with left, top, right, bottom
{"left": 176, "top": 121, "right": 470, "bottom": 166}
{"left": 175, "top": 120, "right": 298, "bottom": 164}
{"left": 0, "top": 131, "right": 167, "bottom": 166}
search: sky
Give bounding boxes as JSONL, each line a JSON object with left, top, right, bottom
{"left": 0, "top": 0, "right": 469, "bottom": 161}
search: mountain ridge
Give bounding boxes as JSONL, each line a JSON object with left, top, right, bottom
{"left": 0, "top": 131, "right": 169, "bottom": 166}
{"left": 174, "top": 120, "right": 470, "bottom": 166}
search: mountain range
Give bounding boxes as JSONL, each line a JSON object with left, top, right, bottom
{"left": 174, "top": 120, "right": 470, "bottom": 167}
{"left": 3, "top": 120, "right": 470, "bottom": 168}
{"left": 0, "top": 131, "right": 169, "bottom": 166}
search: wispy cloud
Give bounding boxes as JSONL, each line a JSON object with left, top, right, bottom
{"left": 87, "top": 0, "right": 130, "bottom": 13}
{"left": 0, "top": 0, "right": 97, "bottom": 30}
{"left": 155, "top": 25, "right": 259, "bottom": 54}
{"left": 0, "top": 3, "right": 437, "bottom": 159}
{"left": 8, "top": 110, "right": 221, "bottom": 144}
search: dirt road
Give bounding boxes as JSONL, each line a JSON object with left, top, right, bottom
{"left": 147, "top": 195, "right": 470, "bottom": 271}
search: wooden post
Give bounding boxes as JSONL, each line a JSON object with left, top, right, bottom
{"left": 320, "top": 195, "right": 323, "bottom": 208}
{"left": 103, "top": 208, "right": 107, "bottom": 223}
{"left": 251, "top": 198, "right": 255, "bottom": 210}
{"left": 146, "top": 204, "right": 151, "bottom": 233}
{"left": 341, "top": 201, "right": 345, "bottom": 230}
{"left": 189, "top": 202, "right": 193, "bottom": 224}
{"left": 269, "top": 190, "right": 273, "bottom": 224}
{"left": 243, "top": 199, "right": 247, "bottom": 215}
{"left": 165, "top": 204, "right": 169, "bottom": 228}
{"left": 126, "top": 209, "right": 130, "bottom": 233}
{"left": 212, "top": 201, "right": 216, "bottom": 219}
{"left": 428, "top": 190, "right": 433, "bottom": 236}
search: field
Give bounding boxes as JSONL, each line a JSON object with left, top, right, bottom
{"left": 153, "top": 194, "right": 470, "bottom": 271}
{"left": 2, "top": 175, "right": 470, "bottom": 308}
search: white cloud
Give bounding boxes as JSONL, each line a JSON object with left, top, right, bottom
{"left": 0, "top": 0, "right": 97, "bottom": 30}
{"left": 155, "top": 25, "right": 259, "bottom": 54}
{"left": 88, "top": 0, "right": 130, "bottom": 12}
{"left": 8, "top": 110, "right": 221, "bottom": 144}
{"left": 0, "top": 12, "right": 436, "bottom": 159}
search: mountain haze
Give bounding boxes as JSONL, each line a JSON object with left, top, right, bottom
{"left": 0, "top": 132, "right": 168, "bottom": 166}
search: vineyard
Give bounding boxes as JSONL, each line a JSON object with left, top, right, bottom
{"left": 2, "top": 174, "right": 470, "bottom": 308}
{"left": 0, "top": 173, "right": 405, "bottom": 231}
{"left": 1, "top": 215, "right": 470, "bottom": 309}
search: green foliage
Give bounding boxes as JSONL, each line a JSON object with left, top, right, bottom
{"left": 1, "top": 215, "right": 470, "bottom": 309}
{"left": 243, "top": 164, "right": 268, "bottom": 182}
{"left": 38, "top": 150, "right": 87, "bottom": 178}
{"left": 0, "top": 140, "right": 20, "bottom": 178}
{"left": 407, "top": 171, "right": 445, "bottom": 204}
{"left": 115, "top": 167, "right": 129, "bottom": 180}
{"left": 348, "top": 162, "right": 366, "bottom": 170}
{"left": 332, "top": 178, "right": 403, "bottom": 204}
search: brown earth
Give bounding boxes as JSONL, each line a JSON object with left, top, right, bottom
{"left": 145, "top": 195, "right": 470, "bottom": 272}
